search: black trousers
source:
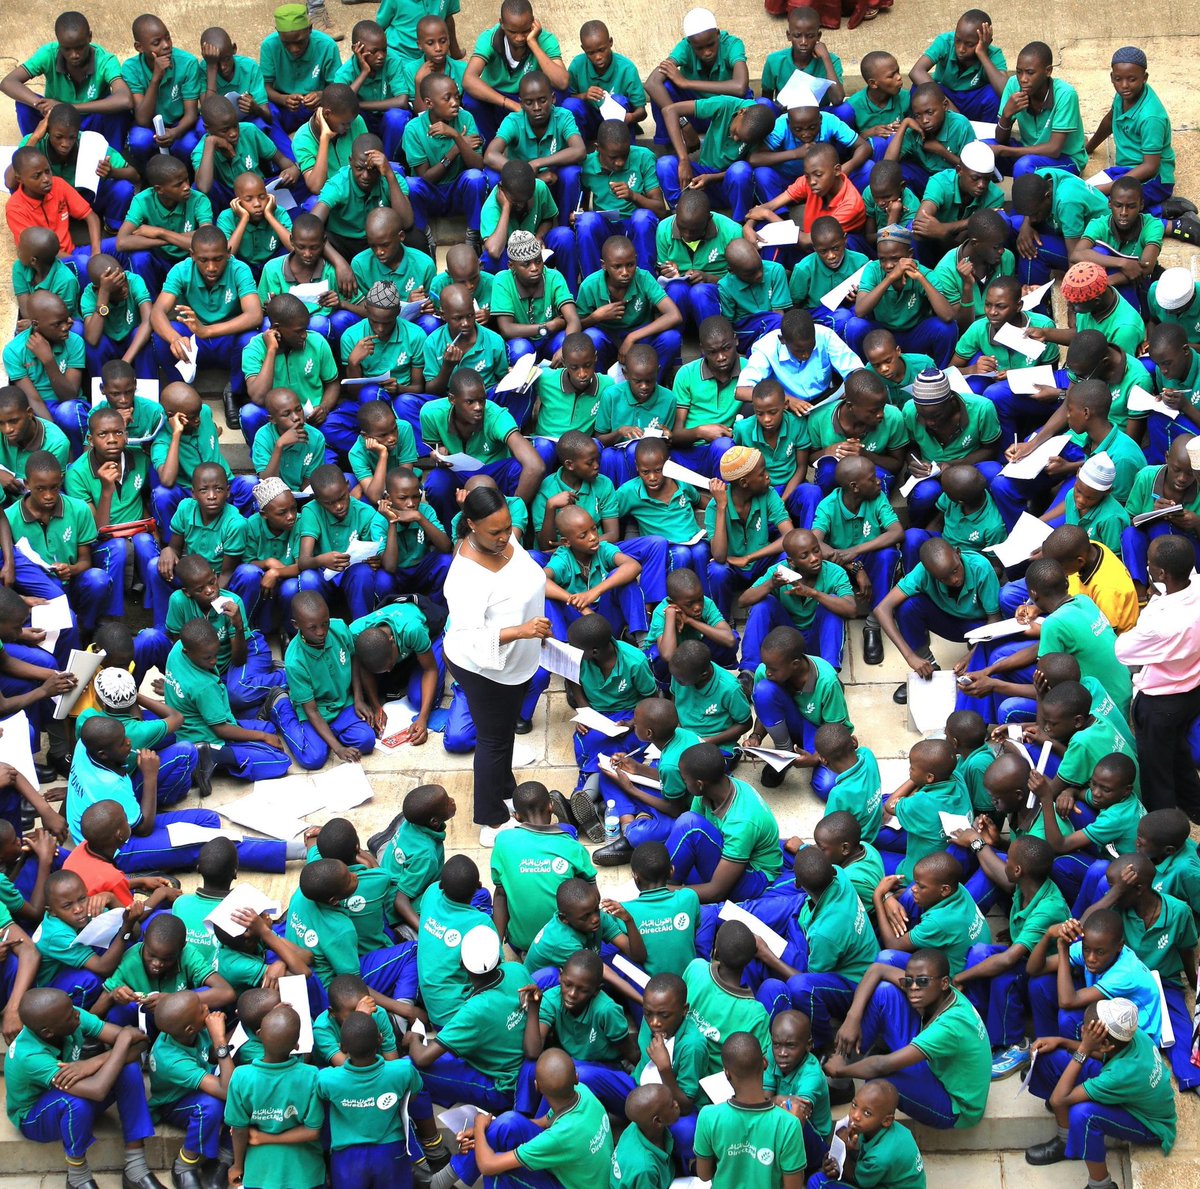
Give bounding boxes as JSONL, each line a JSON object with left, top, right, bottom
{"left": 1132, "top": 686, "right": 1200, "bottom": 819}
{"left": 447, "top": 659, "right": 531, "bottom": 827}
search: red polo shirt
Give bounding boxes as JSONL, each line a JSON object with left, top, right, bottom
{"left": 5, "top": 176, "right": 93, "bottom": 254}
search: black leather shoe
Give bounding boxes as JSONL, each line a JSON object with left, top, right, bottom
{"left": 35, "top": 762, "right": 59, "bottom": 784}
{"left": 171, "top": 1164, "right": 206, "bottom": 1189}
{"left": 893, "top": 682, "right": 908, "bottom": 704}
{"left": 221, "top": 384, "right": 241, "bottom": 430}
{"left": 66, "top": 1179, "right": 100, "bottom": 1189}
{"left": 46, "top": 749, "right": 72, "bottom": 777}
{"left": 570, "top": 789, "right": 606, "bottom": 843}
{"left": 862, "top": 623, "right": 884, "bottom": 665}
{"left": 514, "top": 717, "right": 533, "bottom": 735}
{"left": 194, "top": 744, "right": 217, "bottom": 799}
{"left": 760, "top": 763, "right": 787, "bottom": 788}
{"left": 199, "top": 1162, "right": 229, "bottom": 1189}
{"left": 368, "top": 809, "right": 406, "bottom": 855}
{"left": 1024, "top": 1136, "right": 1067, "bottom": 1166}
{"left": 548, "top": 788, "right": 575, "bottom": 826}
{"left": 593, "top": 835, "right": 634, "bottom": 867}
{"left": 124, "top": 1173, "right": 169, "bottom": 1189}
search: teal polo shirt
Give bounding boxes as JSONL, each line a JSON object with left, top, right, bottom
{"left": 896, "top": 548, "right": 999, "bottom": 619}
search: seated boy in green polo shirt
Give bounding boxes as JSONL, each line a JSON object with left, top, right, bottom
{"left": 2, "top": 292, "right": 86, "bottom": 436}
{"left": 642, "top": 567, "right": 737, "bottom": 685}
{"left": 632, "top": 970, "right": 707, "bottom": 1121}
{"left": 192, "top": 95, "right": 300, "bottom": 212}
{"left": 312, "top": 974, "right": 400, "bottom": 1066}
{"left": 812, "top": 723, "right": 883, "bottom": 844}
{"left": 115, "top": 155, "right": 213, "bottom": 288}
{"left": 348, "top": 400, "right": 423, "bottom": 505}
{"left": 225, "top": 1004, "right": 326, "bottom": 1189}
{"left": 211, "top": 898, "right": 312, "bottom": 998}
{"left": 617, "top": 841, "right": 701, "bottom": 975}
{"left": 595, "top": 345, "right": 678, "bottom": 487}
{"left": 378, "top": 465, "right": 453, "bottom": 603}
{"left": 564, "top": 612, "right": 657, "bottom": 838}
{"left": 816, "top": 1080, "right": 925, "bottom": 1189}
{"left": 249, "top": 388, "right": 330, "bottom": 498}
{"left": 668, "top": 640, "right": 753, "bottom": 752}
{"left": 349, "top": 207, "right": 437, "bottom": 313}
{"left": 13, "top": 227, "right": 80, "bottom": 321}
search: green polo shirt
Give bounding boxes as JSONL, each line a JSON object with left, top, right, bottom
{"left": 76, "top": 707, "right": 168, "bottom": 762}
{"left": 348, "top": 423, "right": 420, "bottom": 483}
{"left": 6, "top": 494, "right": 95, "bottom": 567}
{"left": 902, "top": 393, "right": 1002, "bottom": 463}
{"left": 258, "top": 256, "right": 341, "bottom": 313}
{"left": 496, "top": 106, "right": 580, "bottom": 169}
{"left": 435, "top": 961, "right": 530, "bottom": 1092}
{"left": 1065, "top": 426, "right": 1145, "bottom": 503}
{"left": 672, "top": 664, "right": 751, "bottom": 738}
{"left": 568, "top": 50, "right": 646, "bottom": 106}
{"left": 695, "top": 1099, "right": 805, "bottom": 1188}
{"left": 812, "top": 488, "right": 898, "bottom": 550}
{"left": 1121, "top": 894, "right": 1197, "bottom": 987}
{"left": 1066, "top": 491, "right": 1130, "bottom": 554}
{"left": 472, "top": 25, "right": 563, "bottom": 92}
{"left": 226, "top": 1058, "right": 325, "bottom": 1189}
{"left": 351, "top": 245, "right": 436, "bottom": 304}
{"left": 693, "top": 96, "right": 758, "bottom": 170}
{"left": 718, "top": 260, "right": 791, "bottom": 323}
{"left": 610, "top": 1114, "right": 675, "bottom": 1189}
{"left": 340, "top": 316, "right": 426, "bottom": 385}
{"left": 1036, "top": 168, "right": 1110, "bottom": 239}
{"left": 621, "top": 885, "right": 699, "bottom": 978}
{"left": 1149, "top": 283, "right": 1200, "bottom": 343}
{"left": 615, "top": 477, "right": 701, "bottom": 543}
{"left": 750, "top": 559, "right": 852, "bottom": 634}
{"left": 953, "top": 311, "right": 1059, "bottom": 372}
{"left": 538, "top": 986, "right": 627, "bottom": 1062}
{"left": 761, "top": 47, "right": 843, "bottom": 99}
{"left": 0, "top": 419, "right": 69, "bottom": 481}
{"left": 857, "top": 260, "right": 937, "bottom": 331}
{"left": 923, "top": 30, "right": 1006, "bottom": 90}
{"left": 165, "top": 587, "right": 247, "bottom": 673}
{"left": 286, "top": 889, "right": 361, "bottom": 986}
{"left": 1084, "top": 1030, "right": 1177, "bottom": 1152}
{"left": 217, "top": 205, "right": 293, "bottom": 267}
{"left": 929, "top": 247, "right": 1015, "bottom": 319}
{"left": 753, "top": 655, "right": 851, "bottom": 731}
{"left": 297, "top": 497, "right": 389, "bottom": 553}
{"left": 332, "top": 49, "right": 407, "bottom": 103}
{"left": 937, "top": 492, "right": 1007, "bottom": 555}
{"left": 312, "top": 1004, "right": 397, "bottom": 1065}
{"left": 316, "top": 1056, "right": 422, "bottom": 1149}
{"left": 5, "top": 1008, "right": 104, "bottom": 1126}
{"left": 1039, "top": 594, "right": 1132, "bottom": 714}
{"left": 731, "top": 411, "right": 810, "bottom": 486}
{"left": 1126, "top": 464, "right": 1200, "bottom": 521}
{"left": 692, "top": 778, "right": 782, "bottom": 880}
{"left": 191, "top": 123, "right": 277, "bottom": 189}
{"left": 64, "top": 450, "right": 148, "bottom": 527}
{"left": 244, "top": 513, "right": 301, "bottom": 567}
{"left": 532, "top": 470, "right": 617, "bottom": 533}
{"left": 575, "top": 635, "right": 657, "bottom": 716}
{"left": 172, "top": 890, "right": 222, "bottom": 958}
{"left": 21, "top": 41, "right": 123, "bottom": 104}
{"left": 125, "top": 188, "right": 213, "bottom": 261}
{"left": 682, "top": 956, "right": 772, "bottom": 1074}
{"left": 826, "top": 748, "right": 883, "bottom": 842}
{"left": 401, "top": 108, "right": 479, "bottom": 184}
{"left": 847, "top": 87, "right": 910, "bottom": 131}
{"left": 317, "top": 165, "right": 410, "bottom": 239}
{"left": 533, "top": 369, "right": 612, "bottom": 438}
{"left": 581, "top": 145, "right": 659, "bottom": 214}
{"left": 33, "top": 912, "right": 92, "bottom": 986}
{"left": 120, "top": 49, "right": 204, "bottom": 125}
{"left": 375, "top": 815, "right": 443, "bottom": 917}
{"left": 1076, "top": 297, "right": 1145, "bottom": 360}
{"left": 13, "top": 258, "right": 80, "bottom": 316}
{"left": 668, "top": 30, "right": 745, "bottom": 80}
{"left": 527, "top": 911, "right": 626, "bottom": 972}
{"left": 999, "top": 77, "right": 1087, "bottom": 170}
{"left": 894, "top": 775, "right": 974, "bottom": 880}
{"left": 397, "top": 55, "right": 467, "bottom": 99}
{"left": 516, "top": 1087, "right": 612, "bottom": 1189}
{"left": 284, "top": 618, "right": 354, "bottom": 718}
{"left": 1081, "top": 212, "right": 1165, "bottom": 260}
{"left": 490, "top": 824, "right": 596, "bottom": 953}
{"left": 418, "top": 883, "right": 499, "bottom": 1024}
{"left": 576, "top": 267, "right": 667, "bottom": 332}
{"left": 1011, "top": 877, "right": 1071, "bottom": 953}
{"left": 490, "top": 267, "right": 574, "bottom": 326}
{"left": 243, "top": 332, "right": 337, "bottom": 415}
{"left": 673, "top": 357, "right": 745, "bottom": 430}
{"left": 291, "top": 114, "right": 369, "bottom": 176}
{"left": 421, "top": 323, "right": 508, "bottom": 389}
{"left": 350, "top": 601, "right": 434, "bottom": 664}
{"left": 896, "top": 547, "right": 999, "bottom": 619}
{"left": 798, "top": 864, "right": 876, "bottom": 980}
{"left": 390, "top": 500, "right": 442, "bottom": 569}
{"left": 377, "top": 0, "right": 461, "bottom": 59}
{"left": 909, "top": 989, "right": 991, "bottom": 1127}
{"left": 148, "top": 1029, "right": 212, "bottom": 1112}
{"left": 80, "top": 273, "right": 152, "bottom": 346}
{"left": 899, "top": 110, "right": 974, "bottom": 172}
{"left": 907, "top": 884, "right": 988, "bottom": 975}
{"left": 767, "top": 1051, "right": 832, "bottom": 1137}
{"left": 922, "top": 169, "right": 1005, "bottom": 227}
{"left": 103, "top": 940, "right": 215, "bottom": 995}
{"left": 251, "top": 423, "right": 327, "bottom": 491}
{"left": 789, "top": 248, "right": 870, "bottom": 310}
{"left": 259, "top": 30, "right": 341, "bottom": 96}
{"left": 595, "top": 383, "right": 677, "bottom": 436}
{"left": 654, "top": 213, "right": 742, "bottom": 277}
{"left": 419, "top": 396, "right": 516, "bottom": 463}
{"left": 807, "top": 400, "right": 907, "bottom": 454}
{"left": 168, "top": 498, "right": 246, "bottom": 570}
{"left": 480, "top": 178, "right": 559, "bottom": 239}
{"left": 633, "top": 1014, "right": 707, "bottom": 1101}
{"left": 163, "top": 641, "right": 237, "bottom": 743}
{"left": 1112, "top": 84, "right": 1175, "bottom": 185}
{"left": 1082, "top": 794, "right": 1146, "bottom": 856}
{"left": 162, "top": 258, "right": 256, "bottom": 327}
{"left": 2, "top": 329, "right": 85, "bottom": 409}
{"left": 704, "top": 488, "right": 789, "bottom": 566}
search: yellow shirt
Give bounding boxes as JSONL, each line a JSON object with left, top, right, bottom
{"left": 1068, "top": 542, "right": 1139, "bottom": 635}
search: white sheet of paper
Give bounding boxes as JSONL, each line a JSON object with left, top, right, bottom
{"left": 278, "top": 973, "right": 314, "bottom": 1054}
{"left": 718, "top": 900, "right": 788, "bottom": 957}
{"left": 209, "top": 596, "right": 235, "bottom": 615}
{"left": 599, "top": 91, "right": 626, "bottom": 121}
{"left": 250, "top": 775, "right": 329, "bottom": 818}
{"left": 54, "top": 649, "right": 106, "bottom": 720}
{"left": 75, "top": 907, "right": 126, "bottom": 948}
{"left": 138, "top": 666, "right": 165, "bottom": 701}
{"left": 742, "top": 745, "right": 797, "bottom": 774}
{"left": 31, "top": 596, "right": 74, "bottom": 634}
{"left": 496, "top": 353, "right": 541, "bottom": 394}
{"left": 699, "top": 1071, "right": 736, "bottom": 1104}
{"left": 540, "top": 638, "right": 583, "bottom": 683}
{"left": 899, "top": 462, "right": 939, "bottom": 498}
{"left": 1150, "top": 970, "right": 1174, "bottom": 1047}
{"left": 72, "top": 130, "right": 109, "bottom": 195}
{"left": 438, "top": 1105, "right": 482, "bottom": 1134}
{"left": 1005, "top": 364, "right": 1057, "bottom": 395}
{"left": 16, "top": 538, "right": 51, "bottom": 571}
{"left": 571, "top": 706, "right": 629, "bottom": 737}
{"left": 775, "top": 71, "right": 832, "bottom": 109}
{"left": 638, "top": 1033, "right": 676, "bottom": 1085}
{"left": 964, "top": 616, "right": 1033, "bottom": 643}
{"left": 0, "top": 711, "right": 38, "bottom": 791}
{"left": 611, "top": 879, "right": 640, "bottom": 903}
{"left": 229, "top": 1023, "right": 249, "bottom": 1054}
{"left": 942, "top": 365, "right": 973, "bottom": 395}
{"left": 668, "top": 1179, "right": 712, "bottom": 1189}
{"left": 322, "top": 538, "right": 383, "bottom": 580}
{"left": 152, "top": 114, "right": 168, "bottom": 154}
{"left": 265, "top": 177, "right": 297, "bottom": 210}
{"left": 90, "top": 377, "right": 160, "bottom": 406}
{"left": 612, "top": 952, "right": 650, "bottom": 988}
{"left": 1021, "top": 280, "right": 1054, "bottom": 311}
{"left": 1000, "top": 433, "right": 1071, "bottom": 480}
{"left": 970, "top": 121, "right": 998, "bottom": 139}
{"left": 218, "top": 798, "right": 308, "bottom": 840}
{"left": 992, "top": 321, "right": 1045, "bottom": 361}
{"left": 409, "top": 1018, "right": 426, "bottom": 1038}
{"left": 165, "top": 822, "right": 244, "bottom": 848}
{"left": 313, "top": 762, "right": 373, "bottom": 812}
{"left": 289, "top": 281, "right": 330, "bottom": 302}
{"left": 432, "top": 450, "right": 485, "bottom": 475}
{"left": 755, "top": 220, "right": 801, "bottom": 247}
{"left": 1128, "top": 385, "right": 1179, "bottom": 419}
{"left": 938, "top": 811, "right": 974, "bottom": 838}
{"left": 827, "top": 1130, "right": 847, "bottom": 1175}
{"left": 1035, "top": 739, "right": 1053, "bottom": 775}
{"left": 1015, "top": 1047, "right": 1036, "bottom": 1094}
{"left": 906, "top": 669, "right": 958, "bottom": 735}
{"left": 607, "top": 361, "right": 625, "bottom": 384}
{"left": 819, "top": 264, "right": 867, "bottom": 312}
{"left": 985, "top": 512, "right": 1055, "bottom": 568}
{"left": 399, "top": 299, "right": 424, "bottom": 323}
{"left": 1086, "top": 170, "right": 1113, "bottom": 189}
{"left": 203, "top": 884, "right": 281, "bottom": 938}
{"left": 175, "top": 335, "right": 198, "bottom": 383}
{"left": 662, "top": 459, "right": 711, "bottom": 489}
{"left": 598, "top": 752, "right": 662, "bottom": 789}
{"left": 341, "top": 373, "right": 393, "bottom": 388}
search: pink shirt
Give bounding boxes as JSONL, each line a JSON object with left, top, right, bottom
{"left": 1114, "top": 579, "right": 1200, "bottom": 695}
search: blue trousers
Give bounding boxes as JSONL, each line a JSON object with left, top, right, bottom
{"left": 271, "top": 698, "right": 376, "bottom": 770}
{"left": 940, "top": 85, "right": 1001, "bottom": 123}
{"left": 961, "top": 941, "right": 1030, "bottom": 1046}
{"left": 152, "top": 323, "right": 256, "bottom": 394}
{"left": 407, "top": 171, "right": 489, "bottom": 231}
{"left": 858, "top": 981, "right": 962, "bottom": 1127}
{"left": 93, "top": 533, "right": 159, "bottom": 620}
{"left": 360, "top": 941, "right": 419, "bottom": 1002}
{"left": 741, "top": 598, "right": 846, "bottom": 672}
{"left": 20, "top": 1062, "right": 154, "bottom": 1158}
{"left": 117, "top": 807, "right": 288, "bottom": 873}
{"left": 157, "top": 1090, "right": 224, "bottom": 1159}
{"left": 842, "top": 315, "right": 957, "bottom": 368}
{"left": 752, "top": 680, "right": 837, "bottom": 798}
{"left": 443, "top": 667, "right": 551, "bottom": 752}
{"left": 331, "top": 1140, "right": 412, "bottom": 1189}
{"left": 1121, "top": 521, "right": 1200, "bottom": 586}
{"left": 733, "top": 312, "right": 785, "bottom": 357}
{"left": 82, "top": 332, "right": 158, "bottom": 388}
{"left": 894, "top": 593, "right": 986, "bottom": 654}
{"left": 573, "top": 720, "right": 635, "bottom": 783}
{"left": 661, "top": 278, "right": 722, "bottom": 335}
{"left": 46, "top": 966, "right": 104, "bottom": 1009}
{"left": 707, "top": 555, "right": 774, "bottom": 622}
{"left": 589, "top": 327, "right": 681, "bottom": 381}
{"left": 954, "top": 637, "right": 1036, "bottom": 720}
{"left": 421, "top": 457, "right": 522, "bottom": 531}
{"left": 298, "top": 563, "right": 393, "bottom": 622}
{"left": 12, "top": 552, "right": 110, "bottom": 637}
{"left": 666, "top": 811, "right": 770, "bottom": 901}
{"left": 576, "top": 209, "right": 660, "bottom": 276}
{"left": 227, "top": 564, "right": 301, "bottom": 637}
{"left": 451, "top": 1112, "right": 561, "bottom": 1189}
{"left": 125, "top": 125, "right": 200, "bottom": 170}
{"left": 1104, "top": 166, "right": 1173, "bottom": 212}
{"left": 137, "top": 740, "right": 201, "bottom": 808}
{"left": 421, "top": 1054, "right": 535, "bottom": 1115}
{"left": 656, "top": 159, "right": 755, "bottom": 223}
{"left": 550, "top": 1063, "right": 635, "bottom": 1114}
{"left": 561, "top": 94, "right": 631, "bottom": 142}
{"left": 1027, "top": 1048, "right": 1160, "bottom": 1160}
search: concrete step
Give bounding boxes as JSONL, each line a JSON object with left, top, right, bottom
{"left": 0, "top": 1112, "right": 183, "bottom": 1175}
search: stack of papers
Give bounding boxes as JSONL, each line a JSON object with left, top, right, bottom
{"left": 1132, "top": 503, "right": 1184, "bottom": 527}
{"left": 540, "top": 639, "right": 583, "bottom": 683}
{"left": 819, "top": 264, "right": 867, "bottom": 312}
{"left": 985, "top": 512, "right": 1055, "bottom": 568}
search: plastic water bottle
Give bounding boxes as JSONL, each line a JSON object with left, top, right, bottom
{"left": 603, "top": 800, "right": 620, "bottom": 841}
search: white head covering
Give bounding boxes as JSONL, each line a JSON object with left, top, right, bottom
{"left": 460, "top": 925, "right": 502, "bottom": 974}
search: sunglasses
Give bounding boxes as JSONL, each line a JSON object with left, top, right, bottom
{"left": 899, "top": 975, "right": 938, "bottom": 989}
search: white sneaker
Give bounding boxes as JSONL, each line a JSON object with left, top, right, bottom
{"left": 479, "top": 819, "right": 517, "bottom": 847}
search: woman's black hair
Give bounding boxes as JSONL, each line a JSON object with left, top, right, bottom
{"left": 457, "top": 485, "right": 509, "bottom": 538}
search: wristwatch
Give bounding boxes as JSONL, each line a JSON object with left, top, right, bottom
{"left": 215, "top": 1045, "right": 232, "bottom": 1060}
{"left": 970, "top": 838, "right": 985, "bottom": 853}
{"left": 96, "top": 304, "right": 111, "bottom": 317}
{"left": 1071, "top": 1050, "right": 1087, "bottom": 1065}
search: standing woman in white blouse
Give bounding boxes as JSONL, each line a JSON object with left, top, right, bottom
{"left": 444, "top": 486, "right": 551, "bottom": 845}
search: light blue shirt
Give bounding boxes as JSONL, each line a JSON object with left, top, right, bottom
{"left": 66, "top": 741, "right": 140, "bottom": 844}
{"left": 737, "top": 326, "right": 863, "bottom": 402}
{"left": 1069, "top": 940, "right": 1163, "bottom": 1044}
{"left": 766, "top": 111, "right": 858, "bottom": 153}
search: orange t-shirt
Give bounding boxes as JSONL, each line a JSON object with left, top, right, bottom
{"left": 5, "top": 176, "right": 93, "bottom": 255}
{"left": 62, "top": 842, "right": 134, "bottom": 908}
{"left": 783, "top": 175, "right": 866, "bottom": 234}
